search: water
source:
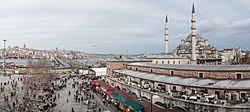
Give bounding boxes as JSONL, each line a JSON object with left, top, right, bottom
{"left": 0, "top": 57, "right": 111, "bottom": 66}
{"left": 0, "top": 59, "right": 39, "bottom": 65}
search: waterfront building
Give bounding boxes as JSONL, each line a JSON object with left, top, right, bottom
{"left": 103, "top": 3, "right": 250, "bottom": 112}
{"left": 150, "top": 3, "right": 246, "bottom": 65}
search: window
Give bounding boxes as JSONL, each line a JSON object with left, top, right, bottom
{"left": 150, "top": 69, "right": 153, "bottom": 73}
{"left": 136, "top": 68, "right": 138, "bottom": 71}
{"left": 241, "top": 92, "right": 246, "bottom": 99}
{"left": 179, "top": 61, "right": 181, "bottom": 64}
{"left": 215, "top": 91, "right": 220, "bottom": 98}
{"left": 173, "top": 61, "right": 175, "bottom": 64}
{"left": 130, "top": 67, "right": 132, "bottom": 70}
{"left": 192, "top": 90, "right": 195, "bottom": 94}
{"left": 168, "top": 61, "right": 170, "bottom": 64}
{"left": 236, "top": 73, "right": 242, "bottom": 79}
{"left": 172, "top": 86, "right": 176, "bottom": 91}
{"left": 162, "top": 61, "right": 164, "bottom": 64}
{"left": 198, "top": 72, "right": 204, "bottom": 78}
{"left": 170, "top": 71, "right": 174, "bottom": 75}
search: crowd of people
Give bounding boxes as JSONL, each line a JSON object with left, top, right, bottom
{"left": 65, "top": 75, "right": 104, "bottom": 112}
{"left": 0, "top": 74, "right": 117, "bottom": 112}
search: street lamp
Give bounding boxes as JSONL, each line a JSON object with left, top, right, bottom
{"left": 3, "top": 39, "right": 6, "bottom": 77}
{"left": 149, "top": 87, "right": 153, "bottom": 112}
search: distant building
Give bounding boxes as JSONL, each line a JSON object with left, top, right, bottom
{"left": 219, "top": 48, "right": 243, "bottom": 64}
{"left": 150, "top": 3, "right": 246, "bottom": 65}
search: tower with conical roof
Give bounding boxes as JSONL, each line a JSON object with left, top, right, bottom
{"left": 165, "top": 14, "right": 169, "bottom": 54}
{"left": 191, "top": 3, "right": 197, "bottom": 61}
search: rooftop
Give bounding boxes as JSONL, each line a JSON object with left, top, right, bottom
{"left": 114, "top": 69, "right": 250, "bottom": 90}
{"left": 106, "top": 58, "right": 151, "bottom": 62}
{"left": 128, "top": 63, "right": 250, "bottom": 71}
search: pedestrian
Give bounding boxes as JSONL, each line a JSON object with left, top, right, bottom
{"left": 81, "top": 96, "right": 83, "bottom": 102}
{"left": 108, "top": 99, "right": 111, "bottom": 106}
{"left": 98, "top": 107, "right": 101, "bottom": 112}
{"left": 102, "top": 99, "right": 105, "bottom": 105}
{"left": 71, "top": 107, "right": 74, "bottom": 112}
{"left": 13, "top": 102, "right": 15, "bottom": 108}
{"left": 58, "top": 93, "right": 60, "bottom": 98}
{"left": 69, "top": 91, "right": 71, "bottom": 95}
{"left": 114, "top": 101, "right": 118, "bottom": 109}
{"left": 67, "top": 98, "right": 69, "bottom": 103}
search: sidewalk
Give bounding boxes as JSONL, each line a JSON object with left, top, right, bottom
{"left": 89, "top": 90, "right": 121, "bottom": 112}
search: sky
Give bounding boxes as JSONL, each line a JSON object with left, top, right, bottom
{"left": 0, "top": 0, "right": 250, "bottom": 54}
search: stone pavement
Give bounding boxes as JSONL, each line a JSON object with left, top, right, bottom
{"left": 53, "top": 78, "right": 87, "bottom": 112}
{"left": 53, "top": 77, "right": 114, "bottom": 112}
{"left": 89, "top": 90, "right": 120, "bottom": 112}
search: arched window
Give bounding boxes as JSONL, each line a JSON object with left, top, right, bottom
{"left": 170, "top": 71, "right": 174, "bottom": 75}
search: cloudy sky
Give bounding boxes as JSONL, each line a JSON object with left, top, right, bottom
{"left": 0, "top": 0, "right": 250, "bottom": 54}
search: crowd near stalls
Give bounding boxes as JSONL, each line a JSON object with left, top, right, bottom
{"left": 90, "top": 79, "right": 145, "bottom": 112}
{"left": 89, "top": 76, "right": 172, "bottom": 112}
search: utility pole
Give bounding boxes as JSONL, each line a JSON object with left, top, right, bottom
{"left": 151, "top": 93, "right": 153, "bottom": 112}
{"left": 3, "top": 39, "right": 6, "bottom": 77}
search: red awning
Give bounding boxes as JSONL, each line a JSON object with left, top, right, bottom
{"left": 91, "top": 80, "right": 96, "bottom": 85}
{"left": 95, "top": 80, "right": 106, "bottom": 87}
{"left": 95, "top": 80, "right": 115, "bottom": 94}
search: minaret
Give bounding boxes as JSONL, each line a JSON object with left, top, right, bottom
{"left": 191, "top": 3, "right": 197, "bottom": 61}
{"left": 165, "top": 14, "right": 169, "bottom": 54}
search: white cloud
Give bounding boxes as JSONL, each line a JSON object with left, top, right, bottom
{"left": 0, "top": 0, "right": 248, "bottom": 54}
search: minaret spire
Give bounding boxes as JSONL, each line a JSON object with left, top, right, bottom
{"left": 192, "top": 3, "right": 195, "bottom": 13}
{"left": 165, "top": 14, "right": 168, "bottom": 54}
{"left": 191, "top": 3, "right": 197, "bottom": 61}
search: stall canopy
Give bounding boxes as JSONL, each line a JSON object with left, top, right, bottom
{"left": 95, "top": 80, "right": 114, "bottom": 94}
{"left": 110, "top": 91, "right": 144, "bottom": 112}
{"left": 91, "top": 68, "right": 107, "bottom": 76}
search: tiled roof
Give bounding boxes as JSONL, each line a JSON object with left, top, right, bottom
{"left": 128, "top": 63, "right": 250, "bottom": 71}
{"left": 114, "top": 69, "right": 250, "bottom": 90}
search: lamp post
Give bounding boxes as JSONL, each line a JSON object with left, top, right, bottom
{"left": 149, "top": 87, "right": 153, "bottom": 112}
{"left": 3, "top": 39, "right": 6, "bottom": 77}
{"left": 151, "top": 92, "right": 153, "bottom": 112}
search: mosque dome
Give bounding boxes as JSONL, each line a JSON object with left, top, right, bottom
{"left": 186, "top": 32, "right": 205, "bottom": 41}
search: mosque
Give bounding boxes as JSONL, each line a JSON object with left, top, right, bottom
{"left": 104, "top": 3, "right": 250, "bottom": 112}
{"left": 149, "top": 3, "right": 243, "bottom": 65}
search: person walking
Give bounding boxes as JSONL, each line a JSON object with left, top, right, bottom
{"left": 99, "top": 107, "right": 101, "bottom": 112}
{"left": 71, "top": 107, "right": 74, "bottom": 112}
{"left": 103, "top": 99, "right": 105, "bottom": 105}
